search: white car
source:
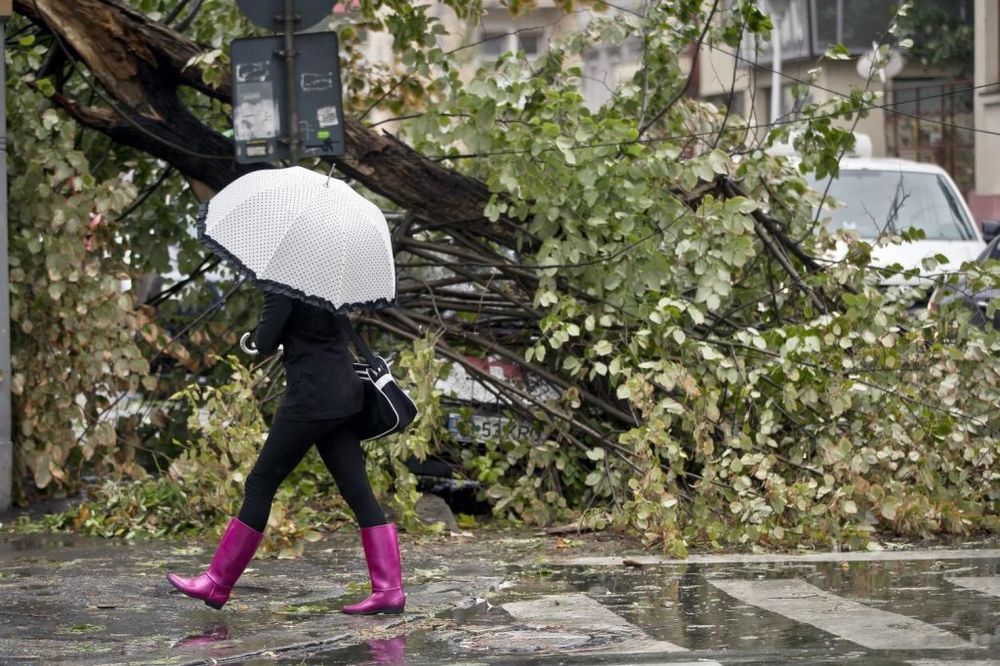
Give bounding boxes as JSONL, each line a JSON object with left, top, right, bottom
{"left": 809, "top": 157, "right": 986, "bottom": 289}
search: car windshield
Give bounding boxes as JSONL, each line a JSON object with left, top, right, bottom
{"left": 809, "top": 170, "right": 975, "bottom": 241}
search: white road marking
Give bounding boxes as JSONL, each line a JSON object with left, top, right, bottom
{"left": 557, "top": 548, "right": 1000, "bottom": 566}
{"left": 710, "top": 579, "right": 971, "bottom": 650}
{"left": 908, "top": 661, "right": 1000, "bottom": 666}
{"left": 945, "top": 575, "right": 1000, "bottom": 598}
{"left": 502, "top": 593, "right": 697, "bottom": 656}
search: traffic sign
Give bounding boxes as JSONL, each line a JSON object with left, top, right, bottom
{"left": 231, "top": 32, "right": 345, "bottom": 164}
{"left": 236, "top": 0, "right": 337, "bottom": 31}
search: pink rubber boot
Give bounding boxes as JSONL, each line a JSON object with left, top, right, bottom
{"left": 342, "top": 523, "right": 406, "bottom": 615}
{"left": 166, "top": 518, "right": 263, "bottom": 609}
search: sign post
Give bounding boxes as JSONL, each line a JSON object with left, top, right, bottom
{"left": 282, "top": 0, "right": 301, "bottom": 162}
{"left": 232, "top": 0, "right": 345, "bottom": 164}
{"left": 0, "top": 0, "right": 13, "bottom": 512}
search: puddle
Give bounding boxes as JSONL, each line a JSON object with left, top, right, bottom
{"left": 270, "top": 556, "right": 1000, "bottom": 664}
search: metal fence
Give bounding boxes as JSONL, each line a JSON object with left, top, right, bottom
{"left": 885, "top": 79, "right": 976, "bottom": 194}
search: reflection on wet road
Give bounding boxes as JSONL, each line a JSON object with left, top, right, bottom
{"left": 282, "top": 552, "right": 1000, "bottom": 665}
{"left": 0, "top": 533, "right": 997, "bottom": 665}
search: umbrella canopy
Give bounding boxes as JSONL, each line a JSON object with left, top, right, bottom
{"left": 197, "top": 166, "right": 395, "bottom": 312}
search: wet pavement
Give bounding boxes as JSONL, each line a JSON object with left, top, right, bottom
{"left": 0, "top": 528, "right": 998, "bottom": 665}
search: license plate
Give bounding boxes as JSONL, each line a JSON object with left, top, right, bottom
{"left": 447, "top": 413, "right": 538, "bottom": 443}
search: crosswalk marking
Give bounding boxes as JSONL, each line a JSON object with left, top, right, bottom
{"left": 557, "top": 548, "right": 1000, "bottom": 566}
{"left": 945, "top": 575, "right": 1000, "bottom": 598}
{"left": 710, "top": 579, "right": 971, "bottom": 650}
{"left": 908, "top": 661, "right": 1000, "bottom": 666}
{"left": 502, "top": 593, "right": 698, "bottom": 657}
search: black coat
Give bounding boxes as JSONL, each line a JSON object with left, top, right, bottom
{"left": 254, "top": 292, "right": 364, "bottom": 421}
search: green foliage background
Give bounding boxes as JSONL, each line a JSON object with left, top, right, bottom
{"left": 3, "top": 0, "right": 998, "bottom": 555}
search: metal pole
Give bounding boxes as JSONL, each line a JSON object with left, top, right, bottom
{"left": 0, "top": 2, "right": 14, "bottom": 513}
{"left": 770, "top": 9, "right": 784, "bottom": 124}
{"left": 282, "top": 0, "right": 300, "bottom": 163}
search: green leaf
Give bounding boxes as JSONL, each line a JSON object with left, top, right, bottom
{"left": 36, "top": 78, "right": 56, "bottom": 98}
{"left": 724, "top": 196, "right": 758, "bottom": 215}
{"left": 593, "top": 340, "right": 613, "bottom": 356}
{"left": 707, "top": 149, "right": 730, "bottom": 175}
{"left": 825, "top": 43, "right": 851, "bottom": 60}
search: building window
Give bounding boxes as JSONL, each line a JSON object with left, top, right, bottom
{"left": 479, "top": 31, "right": 507, "bottom": 61}
{"left": 479, "top": 27, "right": 547, "bottom": 61}
{"left": 517, "top": 29, "right": 544, "bottom": 59}
{"left": 813, "top": 0, "right": 972, "bottom": 54}
{"left": 746, "top": 0, "right": 972, "bottom": 64}
{"left": 742, "top": 0, "right": 813, "bottom": 64}
{"left": 812, "top": 0, "right": 897, "bottom": 54}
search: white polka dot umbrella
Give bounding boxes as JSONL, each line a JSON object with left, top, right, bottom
{"left": 197, "top": 166, "right": 396, "bottom": 312}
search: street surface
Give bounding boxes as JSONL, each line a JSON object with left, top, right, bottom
{"left": 0, "top": 530, "right": 997, "bottom": 665}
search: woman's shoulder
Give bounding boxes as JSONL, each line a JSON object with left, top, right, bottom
{"left": 289, "top": 300, "right": 345, "bottom": 328}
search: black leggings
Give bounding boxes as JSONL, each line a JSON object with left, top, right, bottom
{"left": 237, "top": 418, "right": 386, "bottom": 532}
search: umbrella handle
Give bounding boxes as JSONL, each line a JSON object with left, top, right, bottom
{"left": 240, "top": 332, "right": 259, "bottom": 356}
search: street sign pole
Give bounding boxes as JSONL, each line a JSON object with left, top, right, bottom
{"left": 281, "top": 0, "right": 301, "bottom": 162}
{"left": 232, "top": 0, "right": 345, "bottom": 164}
{"left": 0, "top": 0, "right": 13, "bottom": 513}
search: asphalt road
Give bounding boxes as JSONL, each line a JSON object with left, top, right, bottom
{"left": 0, "top": 530, "right": 997, "bottom": 665}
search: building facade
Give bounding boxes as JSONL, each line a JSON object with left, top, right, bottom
{"left": 698, "top": 0, "right": 976, "bottom": 192}
{"left": 433, "top": 0, "right": 650, "bottom": 109}
{"left": 970, "top": 0, "right": 1000, "bottom": 223}
{"left": 346, "top": 1, "right": 989, "bottom": 218}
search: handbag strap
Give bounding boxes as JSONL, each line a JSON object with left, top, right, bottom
{"left": 337, "top": 316, "right": 379, "bottom": 367}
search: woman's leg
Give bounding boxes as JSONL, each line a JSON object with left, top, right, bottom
{"left": 317, "top": 425, "right": 404, "bottom": 615}
{"left": 314, "top": 425, "right": 386, "bottom": 527}
{"left": 238, "top": 419, "right": 326, "bottom": 532}
{"left": 168, "top": 418, "right": 323, "bottom": 609}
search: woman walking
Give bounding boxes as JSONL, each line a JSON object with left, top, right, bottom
{"left": 166, "top": 290, "right": 406, "bottom": 615}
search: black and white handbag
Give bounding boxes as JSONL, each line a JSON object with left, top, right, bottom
{"left": 339, "top": 319, "right": 419, "bottom": 442}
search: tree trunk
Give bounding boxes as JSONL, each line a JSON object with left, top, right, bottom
{"left": 13, "top": 0, "right": 499, "bottom": 233}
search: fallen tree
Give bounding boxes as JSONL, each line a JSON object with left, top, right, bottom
{"left": 6, "top": 0, "right": 999, "bottom": 552}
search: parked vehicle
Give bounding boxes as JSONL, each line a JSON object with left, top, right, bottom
{"left": 768, "top": 133, "right": 987, "bottom": 302}
{"left": 929, "top": 230, "right": 1000, "bottom": 330}
{"left": 809, "top": 157, "right": 986, "bottom": 296}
